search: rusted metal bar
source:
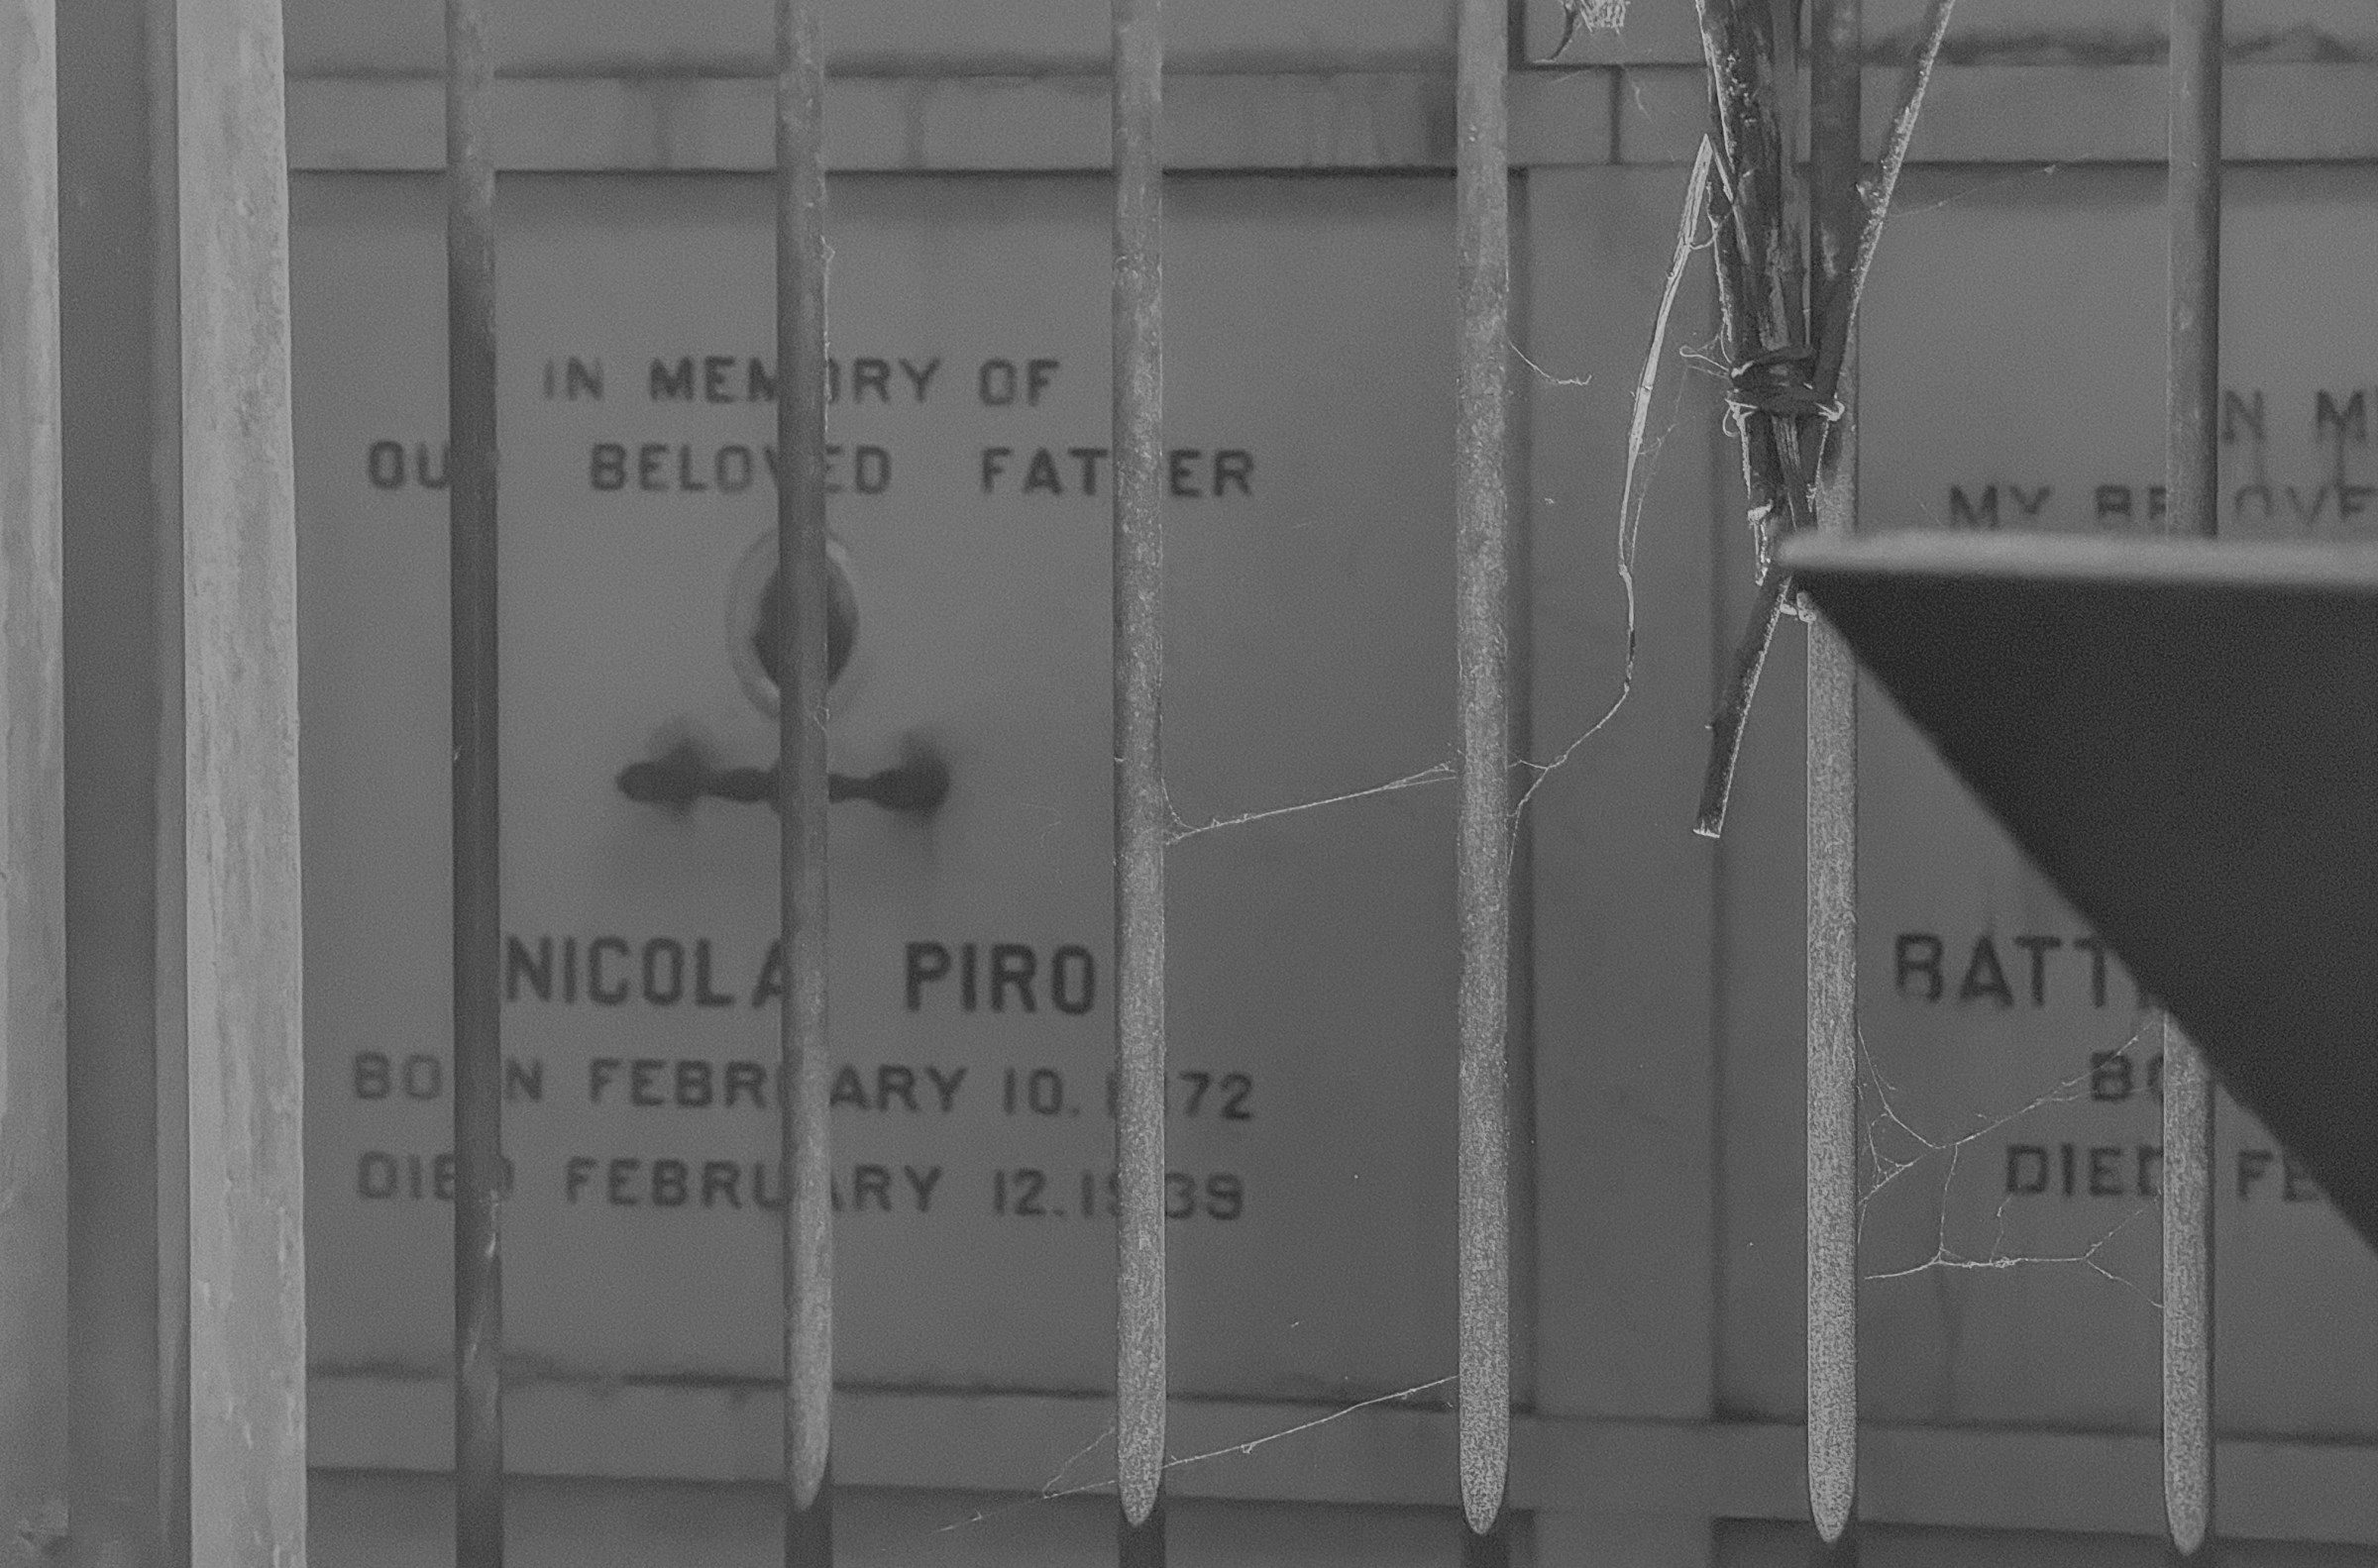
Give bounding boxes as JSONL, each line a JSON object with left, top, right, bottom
{"left": 1112, "top": 0, "right": 1168, "bottom": 1553}
{"left": 2169, "top": 4, "right": 2222, "bottom": 557}
{"left": 58, "top": 0, "right": 188, "bottom": 1558}
{"left": 2163, "top": 1, "right": 2221, "bottom": 1558}
{"left": 0, "top": 0, "right": 69, "bottom": 1556}
{"left": 2159, "top": 1015, "right": 2215, "bottom": 1558}
{"left": 2168, "top": 8, "right": 2222, "bottom": 540}
{"left": 776, "top": 0, "right": 835, "bottom": 1558}
{"left": 446, "top": 0, "right": 505, "bottom": 1561}
{"left": 1454, "top": 0, "right": 1511, "bottom": 1539}
{"left": 1805, "top": 0, "right": 1861, "bottom": 1552}
{"left": 179, "top": 0, "right": 308, "bottom": 1558}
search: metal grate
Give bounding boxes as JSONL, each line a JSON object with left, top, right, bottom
{"left": 15, "top": 0, "right": 2243, "bottom": 1561}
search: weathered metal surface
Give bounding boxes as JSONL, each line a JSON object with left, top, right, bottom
{"left": 57, "top": 0, "right": 187, "bottom": 1559}
{"left": 446, "top": 0, "right": 506, "bottom": 1561}
{"left": 1805, "top": 0, "right": 1863, "bottom": 1550}
{"left": 1455, "top": 0, "right": 1512, "bottom": 1537}
{"left": 313, "top": 1473, "right": 1476, "bottom": 1566}
{"left": 1785, "top": 532, "right": 2378, "bottom": 1264}
{"left": 1534, "top": 0, "right": 2378, "bottom": 66}
{"left": 0, "top": 0, "right": 68, "bottom": 1556}
{"left": 283, "top": 0, "right": 1461, "bottom": 76}
{"left": 2157, "top": 1016, "right": 2215, "bottom": 1560}
{"left": 2162, "top": 0, "right": 2221, "bottom": 1556}
{"left": 294, "top": 1368, "right": 2378, "bottom": 1545}
{"left": 178, "top": 0, "right": 309, "bottom": 1558}
{"left": 776, "top": 0, "right": 836, "bottom": 1553}
{"left": 278, "top": 72, "right": 1617, "bottom": 176}
{"left": 1612, "top": 59, "right": 2378, "bottom": 166}
{"left": 1111, "top": 0, "right": 1168, "bottom": 1536}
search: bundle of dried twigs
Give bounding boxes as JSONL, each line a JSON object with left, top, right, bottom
{"left": 1689, "top": 0, "right": 1958, "bottom": 837}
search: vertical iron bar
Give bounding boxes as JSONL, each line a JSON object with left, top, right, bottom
{"left": 776, "top": 0, "right": 834, "bottom": 1557}
{"left": 446, "top": 0, "right": 504, "bottom": 1561}
{"left": 1112, "top": 0, "right": 1167, "bottom": 1554}
{"left": 59, "top": 0, "right": 186, "bottom": 1557}
{"left": 0, "top": 0, "right": 69, "bottom": 1555}
{"left": 2162, "top": 0, "right": 2221, "bottom": 1560}
{"left": 158, "top": 0, "right": 198, "bottom": 1551}
{"left": 178, "top": 0, "right": 308, "bottom": 1557}
{"left": 1805, "top": 0, "right": 1861, "bottom": 1551}
{"left": 1455, "top": 0, "right": 1512, "bottom": 1539}
{"left": 2168, "top": 7, "right": 2223, "bottom": 537}
{"left": 2164, "top": 0, "right": 2220, "bottom": 1558}
{"left": 2160, "top": 1018, "right": 2214, "bottom": 1558}
{"left": 1502, "top": 144, "right": 1542, "bottom": 1457}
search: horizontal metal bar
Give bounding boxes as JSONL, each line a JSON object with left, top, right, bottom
{"left": 280, "top": 63, "right": 2378, "bottom": 172}
{"left": 1614, "top": 60, "right": 2378, "bottom": 164}
{"left": 1528, "top": 7, "right": 2378, "bottom": 68}
{"left": 304, "top": 1378, "right": 2378, "bottom": 1545}
{"left": 281, "top": 70, "right": 1613, "bottom": 170}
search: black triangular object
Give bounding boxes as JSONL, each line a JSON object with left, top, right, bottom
{"left": 1784, "top": 532, "right": 2378, "bottom": 1254}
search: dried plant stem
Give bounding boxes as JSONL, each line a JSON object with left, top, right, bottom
{"left": 1692, "top": 0, "right": 1959, "bottom": 837}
